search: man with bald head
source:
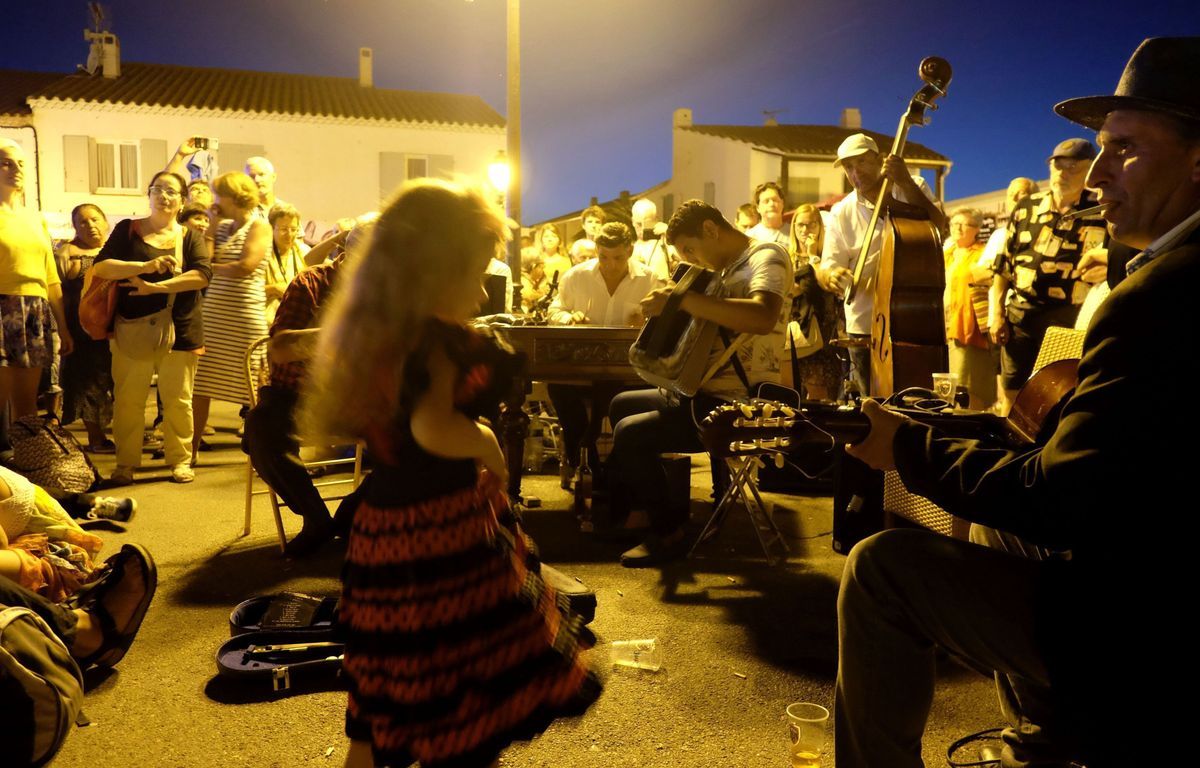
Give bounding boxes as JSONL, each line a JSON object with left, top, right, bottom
{"left": 245, "top": 156, "right": 286, "bottom": 219}
{"left": 630, "top": 198, "right": 675, "bottom": 280}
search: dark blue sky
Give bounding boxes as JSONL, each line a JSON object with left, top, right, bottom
{"left": 6, "top": 1, "right": 1199, "bottom": 221}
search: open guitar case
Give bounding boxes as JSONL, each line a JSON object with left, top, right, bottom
{"left": 215, "top": 592, "right": 345, "bottom": 696}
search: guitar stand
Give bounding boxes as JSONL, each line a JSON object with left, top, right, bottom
{"left": 689, "top": 454, "right": 790, "bottom": 565}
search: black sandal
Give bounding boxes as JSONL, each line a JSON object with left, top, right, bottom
{"left": 75, "top": 544, "right": 158, "bottom": 669}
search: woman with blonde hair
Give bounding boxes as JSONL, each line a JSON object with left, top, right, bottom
{"left": 0, "top": 139, "right": 72, "bottom": 460}
{"left": 191, "top": 171, "right": 271, "bottom": 469}
{"left": 302, "top": 179, "right": 599, "bottom": 768}
{"left": 785, "top": 204, "right": 843, "bottom": 400}
{"left": 944, "top": 206, "right": 996, "bottom": 410}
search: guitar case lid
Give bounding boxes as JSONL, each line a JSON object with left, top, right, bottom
{"left": 228, "top": 592, "right": 340, "bottom": 638}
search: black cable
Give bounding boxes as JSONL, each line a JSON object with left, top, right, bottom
{"left": 946, "top": 727, "right": 1003, "bottom": 767}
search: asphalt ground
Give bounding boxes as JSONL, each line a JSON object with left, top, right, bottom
{"left": 51, "top": 399, "right": 999, "bottom": 768}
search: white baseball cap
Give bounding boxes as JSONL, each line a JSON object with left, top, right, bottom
{"left": 833, "top": 133, "right": 879, "bottom": 167}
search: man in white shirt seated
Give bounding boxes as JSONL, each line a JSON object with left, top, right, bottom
{"left": 547, "top": 222, "right": 663, "bottom": 479}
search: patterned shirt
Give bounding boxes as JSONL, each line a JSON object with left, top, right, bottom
{"left": 268, "top": 261, "right": 341, "bottom": 391}
{"left": 999, "top": 190, "right": 1109, "bottom": 311}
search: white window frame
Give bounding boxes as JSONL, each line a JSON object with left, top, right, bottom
{"left": 93, "top": 139, "right": 141, "bottom": 195}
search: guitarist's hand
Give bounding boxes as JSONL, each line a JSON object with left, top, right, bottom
{"left": 845, "top": 399, "right": 909, "bottom": 471}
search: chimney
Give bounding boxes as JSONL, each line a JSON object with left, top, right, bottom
{"left": 673, "top": 108, "right": 693, "bottom": 129}
{"left": 840, "top": 108, "right": 862, "bottom": 130}
{"left": 83, "top": 30, "right": 121, "bottom": 78}
{"left": 359, "top": 47, "right": 373, "bottom": 88}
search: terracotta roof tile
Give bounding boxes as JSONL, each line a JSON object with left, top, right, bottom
{"left": 0, "top": 70, "right": 66, "bottom": 116}
{"left": 684, "top": 124, "right": 949, "bottom": 163}
{"left": 6, "top": 62, "right": 503, "bottom": 128}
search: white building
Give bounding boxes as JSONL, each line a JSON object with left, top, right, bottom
{"left": 1, "top": 36, "right": 505, "bottom": 240}
{"left": 542, "top": 107, "right": 951, "bottom": 236}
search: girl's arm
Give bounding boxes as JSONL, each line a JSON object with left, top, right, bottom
{"left": 410, "top": 347, "right": 507, "bottom": 481}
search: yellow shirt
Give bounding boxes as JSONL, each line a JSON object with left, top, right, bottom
{"left": 542, "top": 253, "right": 572, "bottom": 285}
{"left": 0, "top": 208, "right": 59, "bottom": 298}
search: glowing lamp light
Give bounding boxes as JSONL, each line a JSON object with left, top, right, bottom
{"left": 488, "top": 152, "right": 511, "bottom": 194}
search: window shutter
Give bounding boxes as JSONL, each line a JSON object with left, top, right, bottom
{"left": 703, "top": 182, "right": 716, "bottom": 205}
{"left": 62, "top": 135, "right": 90, "bottom": 193}
{"left": 139, "top": 139, "right": 168, "bottom": 189}
{"left": 379, "top": 152, "right": 405, "bottom": 201}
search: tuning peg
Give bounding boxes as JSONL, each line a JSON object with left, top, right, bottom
{"left": 762, "top": 403, "right": 775, "bottom": 418}
{"left": 739, "top": 403, "right": 755, "bottom": 418}
{"left": 774, "top": 454, "right": 785, "bottom": 469}
{"left": 780, "top": 406, "right": 796, "bottom": 417}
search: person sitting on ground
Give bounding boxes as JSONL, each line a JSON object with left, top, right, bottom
{"left": 265, "top": 203, "right": 310, "bottom": 324}
{"left": 0, "top": 541, "right": 156, "bottom": 672}
{"left": 0, "top": 464, "right": 103, "bottom": 602}
{"left": 244, "top": 214, "right": 377, "bottom": 557}
{"left": 57, "top": 203, "right": 115, "bottom": 452}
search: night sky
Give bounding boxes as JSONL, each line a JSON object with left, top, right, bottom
{"left": 6, "top": 1, "right": 1199, "bottom": 222}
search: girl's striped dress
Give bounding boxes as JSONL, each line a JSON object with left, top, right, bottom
{"left": 193, "top": 219, "right": 267, "bottom": 405}
{"left": 341, "top": 424, "right": 601, "bottom": 768}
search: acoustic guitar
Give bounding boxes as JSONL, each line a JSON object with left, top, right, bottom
{"left": 700, "top": 359, "right": 1079, "bottom": 462}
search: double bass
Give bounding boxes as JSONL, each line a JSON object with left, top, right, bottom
{"left": 845, "top": 57, "right": 953, "bottom": 397}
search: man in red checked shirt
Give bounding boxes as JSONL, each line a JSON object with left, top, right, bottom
{"left": 243, "top": 215, "right": 377, "bottom": 557}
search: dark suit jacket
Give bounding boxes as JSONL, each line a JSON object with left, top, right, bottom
{"left": 892, "top": 222, "right": 1200, "bottom": 764}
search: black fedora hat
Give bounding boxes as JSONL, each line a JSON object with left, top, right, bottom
{"left": 1055, "top": 37, "right": 1200, "bottom": 130}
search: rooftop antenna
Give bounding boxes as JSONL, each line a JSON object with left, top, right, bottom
{"left": 82, "top": 3, "right": 115, "bottom": 75}
{"left": 761, "top": 109, "right": 788, "bottom": 127}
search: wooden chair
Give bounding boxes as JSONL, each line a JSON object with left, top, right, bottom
{"left": 242, "top": 336, "right": 364, "bottom": 552}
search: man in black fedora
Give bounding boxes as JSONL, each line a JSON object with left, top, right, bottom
{"left": 834, "top": 37, "right": 1200, "bottom": 768}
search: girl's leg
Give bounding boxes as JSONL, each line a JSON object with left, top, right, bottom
{"left": 0, "top": 366, "right": 43, "bottom": 418}
{"left": 344, "top": 739, "right": 374, "bottom": 768}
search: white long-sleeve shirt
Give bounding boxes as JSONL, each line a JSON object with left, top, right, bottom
{"left": 820, "top": 176, "right": 939, "bottom": 334}
{"left": 548, "top": 258, "right": 663, "bottom": 326}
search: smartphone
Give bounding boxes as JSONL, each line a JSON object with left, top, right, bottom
{"left": 193, "top": 137, "right": 220, "bottom": 151}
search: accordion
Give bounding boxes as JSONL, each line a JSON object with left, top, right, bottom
{"left": 628, "top": 263, "right": 724, "bottom": 397}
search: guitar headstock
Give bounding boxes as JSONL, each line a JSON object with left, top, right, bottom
{"left": 701, "top": 399, "right": 842, "bottom": 461}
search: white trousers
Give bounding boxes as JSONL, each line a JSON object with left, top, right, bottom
{"left": 110, "top": 341, "right": 198, "bottom": 469}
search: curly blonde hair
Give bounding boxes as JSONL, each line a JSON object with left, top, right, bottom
{"left": 788, "top": 203, "right": 825, "bottom": 263}
{"left": 300, "top": 179, "right": 510, "bottom": 440}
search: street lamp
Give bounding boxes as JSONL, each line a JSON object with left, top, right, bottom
{"left": 488, "top": 150, "right": 511, "bottom": 198}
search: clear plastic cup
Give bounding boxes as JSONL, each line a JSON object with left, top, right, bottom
{"left": 786, "top": 702, "right": 829, "bottom": 767}
{"left": 610, "top": 639, "right": 662, "bottom": 671}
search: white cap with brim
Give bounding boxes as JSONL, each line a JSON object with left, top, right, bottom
{"left": 834, "top": 133, "right": 880, "bottom": 167}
